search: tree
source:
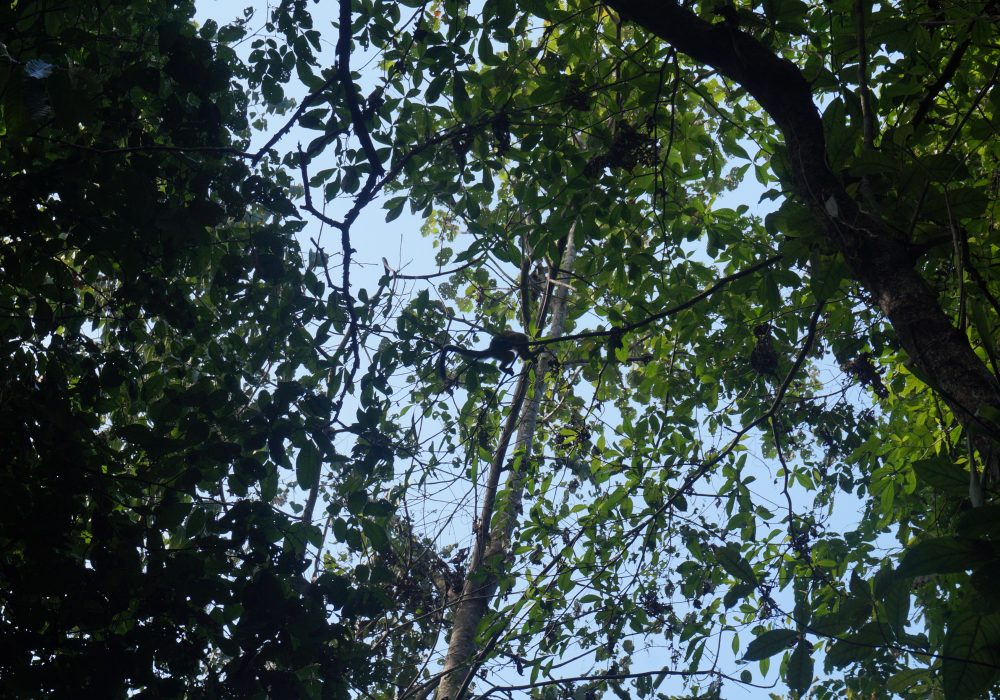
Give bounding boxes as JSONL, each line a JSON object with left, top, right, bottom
{"left": 328, "top": 0, "right": 997, "bottom": 697}
{"left": 0, "top": 2, "right": 382, "bottom": 697}
{"left": 4, "top": 0, "right": 1000, "bottom": 698}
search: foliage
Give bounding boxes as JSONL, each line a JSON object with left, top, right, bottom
{"left": 0, "top": 1, "right": 388, "bottom": 697}
{"left": 3, "top": 0, "right": 1000, "bottom": 698}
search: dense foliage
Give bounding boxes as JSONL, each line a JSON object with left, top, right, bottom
{"left": 2, "top": 0, "right": 999, "bottom": 698}
{"left": 0, "top": 2, "right": 377, "bottom": 696}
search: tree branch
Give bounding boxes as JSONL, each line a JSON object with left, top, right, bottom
{"left": 297, "top": 146, "right": 343, "bottom": 231}
{"left": 529, "top": 253, "right": 782, "bottom": 349}
{"left": 337, "top": 0, "right": 385, "bottom": 177}
{"left": 251, "top": 76, "right": 337, "bottom": 167}
{"left": 854, "top": 0, "right": 876, "bottom": 150}
{"left": 911, "top": 38, "right": 970, "bottom": 129}
{"left": 608, "top": 0, "right": 1000, "bottom": 439}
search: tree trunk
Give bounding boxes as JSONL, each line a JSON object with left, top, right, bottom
{"left": 434, "top": 230, "right": 577, "bottom": 700}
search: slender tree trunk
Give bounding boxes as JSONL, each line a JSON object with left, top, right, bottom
{"left": 434, "top": 230, "right": 577, "bottom": 700}
{"left": 609, "top": 0, "right": 1000, "bottom": 440}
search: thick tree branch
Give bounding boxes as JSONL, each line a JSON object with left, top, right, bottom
{"left": 607, "top": 0, "right": 1000, "bottom": 436}
{"left": 434, "top": 229, "right": 578, "bottom": 700}
{"left": 461, "top": 302, "right": 827, "bottom": 698}
{"left": 337, "top": 0, "right": 385, "bottom": 177}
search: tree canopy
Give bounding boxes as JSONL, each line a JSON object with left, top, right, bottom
{"left": 2, "top": 0, "right": 999, "bottom": 698}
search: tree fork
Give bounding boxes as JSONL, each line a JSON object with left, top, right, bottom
{"left": 433, "top": 230, "right": 577, "bottom": 700}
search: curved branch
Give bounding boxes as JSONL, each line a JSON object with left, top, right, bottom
{"left": 607, "top": 0, "right": 1000, "bottom": 437}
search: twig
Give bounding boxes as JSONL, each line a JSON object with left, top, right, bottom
{"left": 911, "top": 39, "right": 971, "bottom": 129}
{"left": 471, "top": 667, "right": 771, "bottom": 699}
{"left": 36, "top": 137, "right": 252, "bottom": 159}
{"left": 529, "top": 254, "right": 782, "bottom": 349}
{"left": 297, "top": 145, "right": 344, "bottom": 231}
{"left": 251, "top": 76, "right": 337, "bottom": 167}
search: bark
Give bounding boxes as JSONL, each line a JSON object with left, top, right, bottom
{"left": 433, "top": 231, "right": 577, "bottom": 700}
{"left": 608, "top": 0, "right": 1000, "bottom": 435}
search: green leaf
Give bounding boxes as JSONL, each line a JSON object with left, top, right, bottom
{"left": 385, "top": 196, "right": 406, "bottom": 222}
{"left": 825, "top": 636, "right": 874, "bottom": 669}
{"left": 261, "top": 78, "right": 284, "bottom": 104}
{"left": 743, "top": 629, "right": 798, "bottom": 661}
{"left": 713, "top": 544, "right": 758, "bottom": 585}
{"left": 761, "top": 273, "right": 781, "bottom": 313}
{"left": 809, "top": 254, "right": 849, "bottom": 301}
{"left": 957, "top": 505, "right": 1000, "bottom": 539}
{"left": 296, "top": 441, "right": 322, "bottom": 490}
{"left": 724, "top": 581, "right": 755, "bottom": 609}
{"left": 922, "top": 153, "right": 968, "bottom": 182}
{"left": 887, "top": 669, "right": 932, "bottom": 694}
{"left": 912, "top": 457, "right": 969, "bottom": 496}
{"left": 477, "top": 36, "right": 498, "bottom": 65}
{"left": 969, "top": 298, "right": 999, "bottom": 376}
{"left": 896, "top": 538, "right": 991, "bottom": 578}
{"left": 786, "top": 641, "right": 814, "bottom": 695}
{"left": 943, "top": 613, "right": 1000, "bottom": 700}
{"left": 810, "top": 613, "right": 849, "bottom": 637}
{"left": 453, "top": 74, "right": 471, "bottom": 118}
{"left": 361, "top": 519, "right": 390, "bottom": 552}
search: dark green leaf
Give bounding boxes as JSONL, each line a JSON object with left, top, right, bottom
{"left": 786, "top": 641, "right": 814, "bottom": 695}
{"left": 897, "top": 538, "right": 991, "bottom": 578}
{"left": 943, "top": 613, "right": 1000, "bottom": 700}
{"left": 743, "top": 629, "right": 798, "bottom": 661}
{"left": 296, "top": 441, "right": 322, "bottom": 490}
{"left": 912, "top": 457, "right": 969, "bottom": 497}
{"left": 713, "top": 544, "right": 758, "bottom": 585}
